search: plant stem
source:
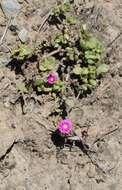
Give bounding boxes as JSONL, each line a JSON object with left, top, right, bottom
{"left": 41, "top": 47, "right": 64, "bottom": 61}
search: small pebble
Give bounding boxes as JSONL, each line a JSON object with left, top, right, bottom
{"left": 1, "top": 0, "right": 21, "bottom": 18}
{"left": 4, "top": 98, "right": 10, "bottom": 108}
{"left": 18, "top": 28, "right": 28, "bottom": 43}
{"left": 0, "top": 57, "right": 10, "bottom": 67}
{"left": 0, "top": 45, "right": 10, "bottom": 53}
{"left": 87, "top": 164, "right": 96, "bottom": 178}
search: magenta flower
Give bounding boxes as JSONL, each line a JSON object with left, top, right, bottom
{"left": 47, "top": 73, "right": 57, "bottom": 85}
{"left": 58, "top": 119, "right": 73, "bottom": 135}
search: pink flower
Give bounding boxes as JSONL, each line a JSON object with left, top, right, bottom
{"left": 58, "top": 119, "right": 73, "bottom": 135}
{"left": 47, "top": 73, "right": 57, "bottom": 85}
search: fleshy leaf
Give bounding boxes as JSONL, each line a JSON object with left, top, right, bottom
{"left": 73, "top": 65, "right": 82, "bottom": 75}
{"left": 12, "top": 45, "right": 33, "bottom": 60}
{"left": 81, "top": 67, "right": 89, "bottom": 75}
{"left": 97, "top": 64, "right": 109, "bottom": 74}
{"left": 81, "top": 37, "right": 103, "bottom": 51}
{"left": 33, "top": 79, "right": 44, "bottom": 87}
{"left": 61, "top": 3, "right": 70, "bottom": 12}
{"left": 66, "top": 17, "right": 77, "bottom": 25}
{"left": 16, "top": 83, "right": 28, "bottom": 93}
{"left": 89, "top": 79, "right": 97, "bottom": 86}
{"left": 52, "top": 80, "right": 63, "bottom": 91}
{"left": 44, "top": 87, "right": 52, "bottom": 92}
{"left": 39, "top": 57, "right": 56, "bottom": 71}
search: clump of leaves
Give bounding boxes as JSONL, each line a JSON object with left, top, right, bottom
{"left": 49, "top": 2, "right": 71, "bottom": 23}
{"left": 12, "top": 2, "right": 109, "bottom": 101}
{"left": 50, "top": 29, "right": 71, "bottom": 49}
{"left": 33, "top": 75, "right": 63, "bottom": 93}
{"left": 10, "top": 2, "right": 110, "bottom": 152}
{"left": 39, "top": 24, "right": 109, "bottom": 95}
{"left": 39, "top": 57, "right": 57, "bottom": 72}
{"left": 32, "top": 56, "right": 63, "bottom": 93}
{"left": 80, "top": 36, "right": 104, "bottom": 65}
{"left": 12, "top": 45, "right": 33, "bottom": 61}
{"left": 66, "top": 16, "right": 77, "bottom": 25}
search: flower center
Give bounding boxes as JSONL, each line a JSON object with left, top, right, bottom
{"left": 63, "top": 124, "right": 68, "bottom": 129}
{"left": 50, "top": 77, "right": 54, "bottom": 81}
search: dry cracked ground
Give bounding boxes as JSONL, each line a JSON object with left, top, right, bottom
{"left": 0, "top": 0, "right": 122, "bottom": 190}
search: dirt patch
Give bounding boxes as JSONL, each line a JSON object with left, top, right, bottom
{"left": 0, "top": 0, "right": 122, "bottom": 190}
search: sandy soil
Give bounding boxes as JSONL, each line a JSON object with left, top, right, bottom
{"left": 0, "top": 0, "right": 122, "bottom": 189}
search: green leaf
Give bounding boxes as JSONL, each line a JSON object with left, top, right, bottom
{"left": 87, "top": 59, "right": 95, "bottom": 65}
{"left": 81, "top": 84, "right": 88, "bottom": 91}
{"left": 16, "top": 83, "right": 28, "bottom": 93}
{"left": 12, "top": 45, "right": 33, "bottom": 60}
{"left": 37, "top": 86, "right": 44, "bottom": 92}
{"left": 89, "top": 73, "right": 96, "bottom": 79}
{"left": 85, "top": 37, "right": 99, "bottom": 49}
{"left": 39, "top": 65, "right": 48, "bottom": 72}
{"left": 53, "top": 6, "right": 60, "bottom": 16}
{"left": 73, "top": 65, "right": 82, "bottom": 75}
{"left": 33, "top": 79, "right": 44, "bottom": 87}
{"left": 85, "top": 50, "right": 101, "bottom": 65}
{"left": 52, "top": 80, "right": 63, "bottom": 92}
{"left": 89, "top": 79, "right": 97, "bottom": 86}
{"left": 56, "top": 80, "right": 63, "bottom": 86}
{"left": 39, "top": 57, "right": 56, "bottom": 71}
{"left": 54, "top": 34, "right": 63, "bottom": 44}
{"left": 81, "top": 37, "right": 103, "bottom": 50}
{"left": 81, "top": 77, "right": 88, "bottom": 84}
{"left": 81, "top": 67, "right": 89, "bottom": 75}
{"left": 66, "top": 17, "right": 77, "bottom": 25}
{"left": 64, "top": 33, "right": 70, "bottom": 41}
{"left": 44, "top": 87, "right": 52, "bottom": 92}
{"left": 88, "top": 66, "right": 96, "bottom": 74}
{"left": 66, "top": 47, "right": 75, "bottom": 61}
{"left": 61, "top": 3, "right": 70, "bottom": 12}
{"left": 85, "top": 51, "right": 100, "bottom": 60}
{"left": 52, "top": 85, "right": 60, "bottom": 91}
{"left": 80, "top": 24, "right": 89, "bottom": 39}
{"left": 66, "top": 47, "right": 73, "bottom": 53}
{"left": 87, "top": 84, "right": 92, "bottom": 89}
{"left": 97, "top": 64, "right": 109, "bottom": 74}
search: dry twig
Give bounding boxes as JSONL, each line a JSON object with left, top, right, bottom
{"left": 34, "top": 9, "right": 52, "bottom": 48}
{"left": 38, "top": 9, "right": 52, "bottom": 32}
{"left": 0, "top": 17, "right": 12, "bottom": 45}
{"left": 92, "top": 127, "right": 119, "bottom": 145}
{"left": 41, "top": 47, "right": 64, "bottom": 61}
{"left": 107, "top": 32, "right": 122, "bottom": 48}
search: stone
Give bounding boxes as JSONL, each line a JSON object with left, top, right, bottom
{"left": 1, "top": 0, "right": 21, "bottom": 18}
{"left": 18, "top": 28, "right": 28, "bottom": 43}
{"left": 87, "top": 164, "right": 96, "bottom": 178}
{"left": 0, "top": 57, "right": 10, "bottom": 67}
{"left": 0, "top": 45, "right": 10, "bottom": 53}
{"left": 4, "top": 97, "right": 11, "bottom": 108}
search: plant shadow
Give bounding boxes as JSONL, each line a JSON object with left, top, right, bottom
{"left": 51, "top": 130, "right": 89, "bottom": 153}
